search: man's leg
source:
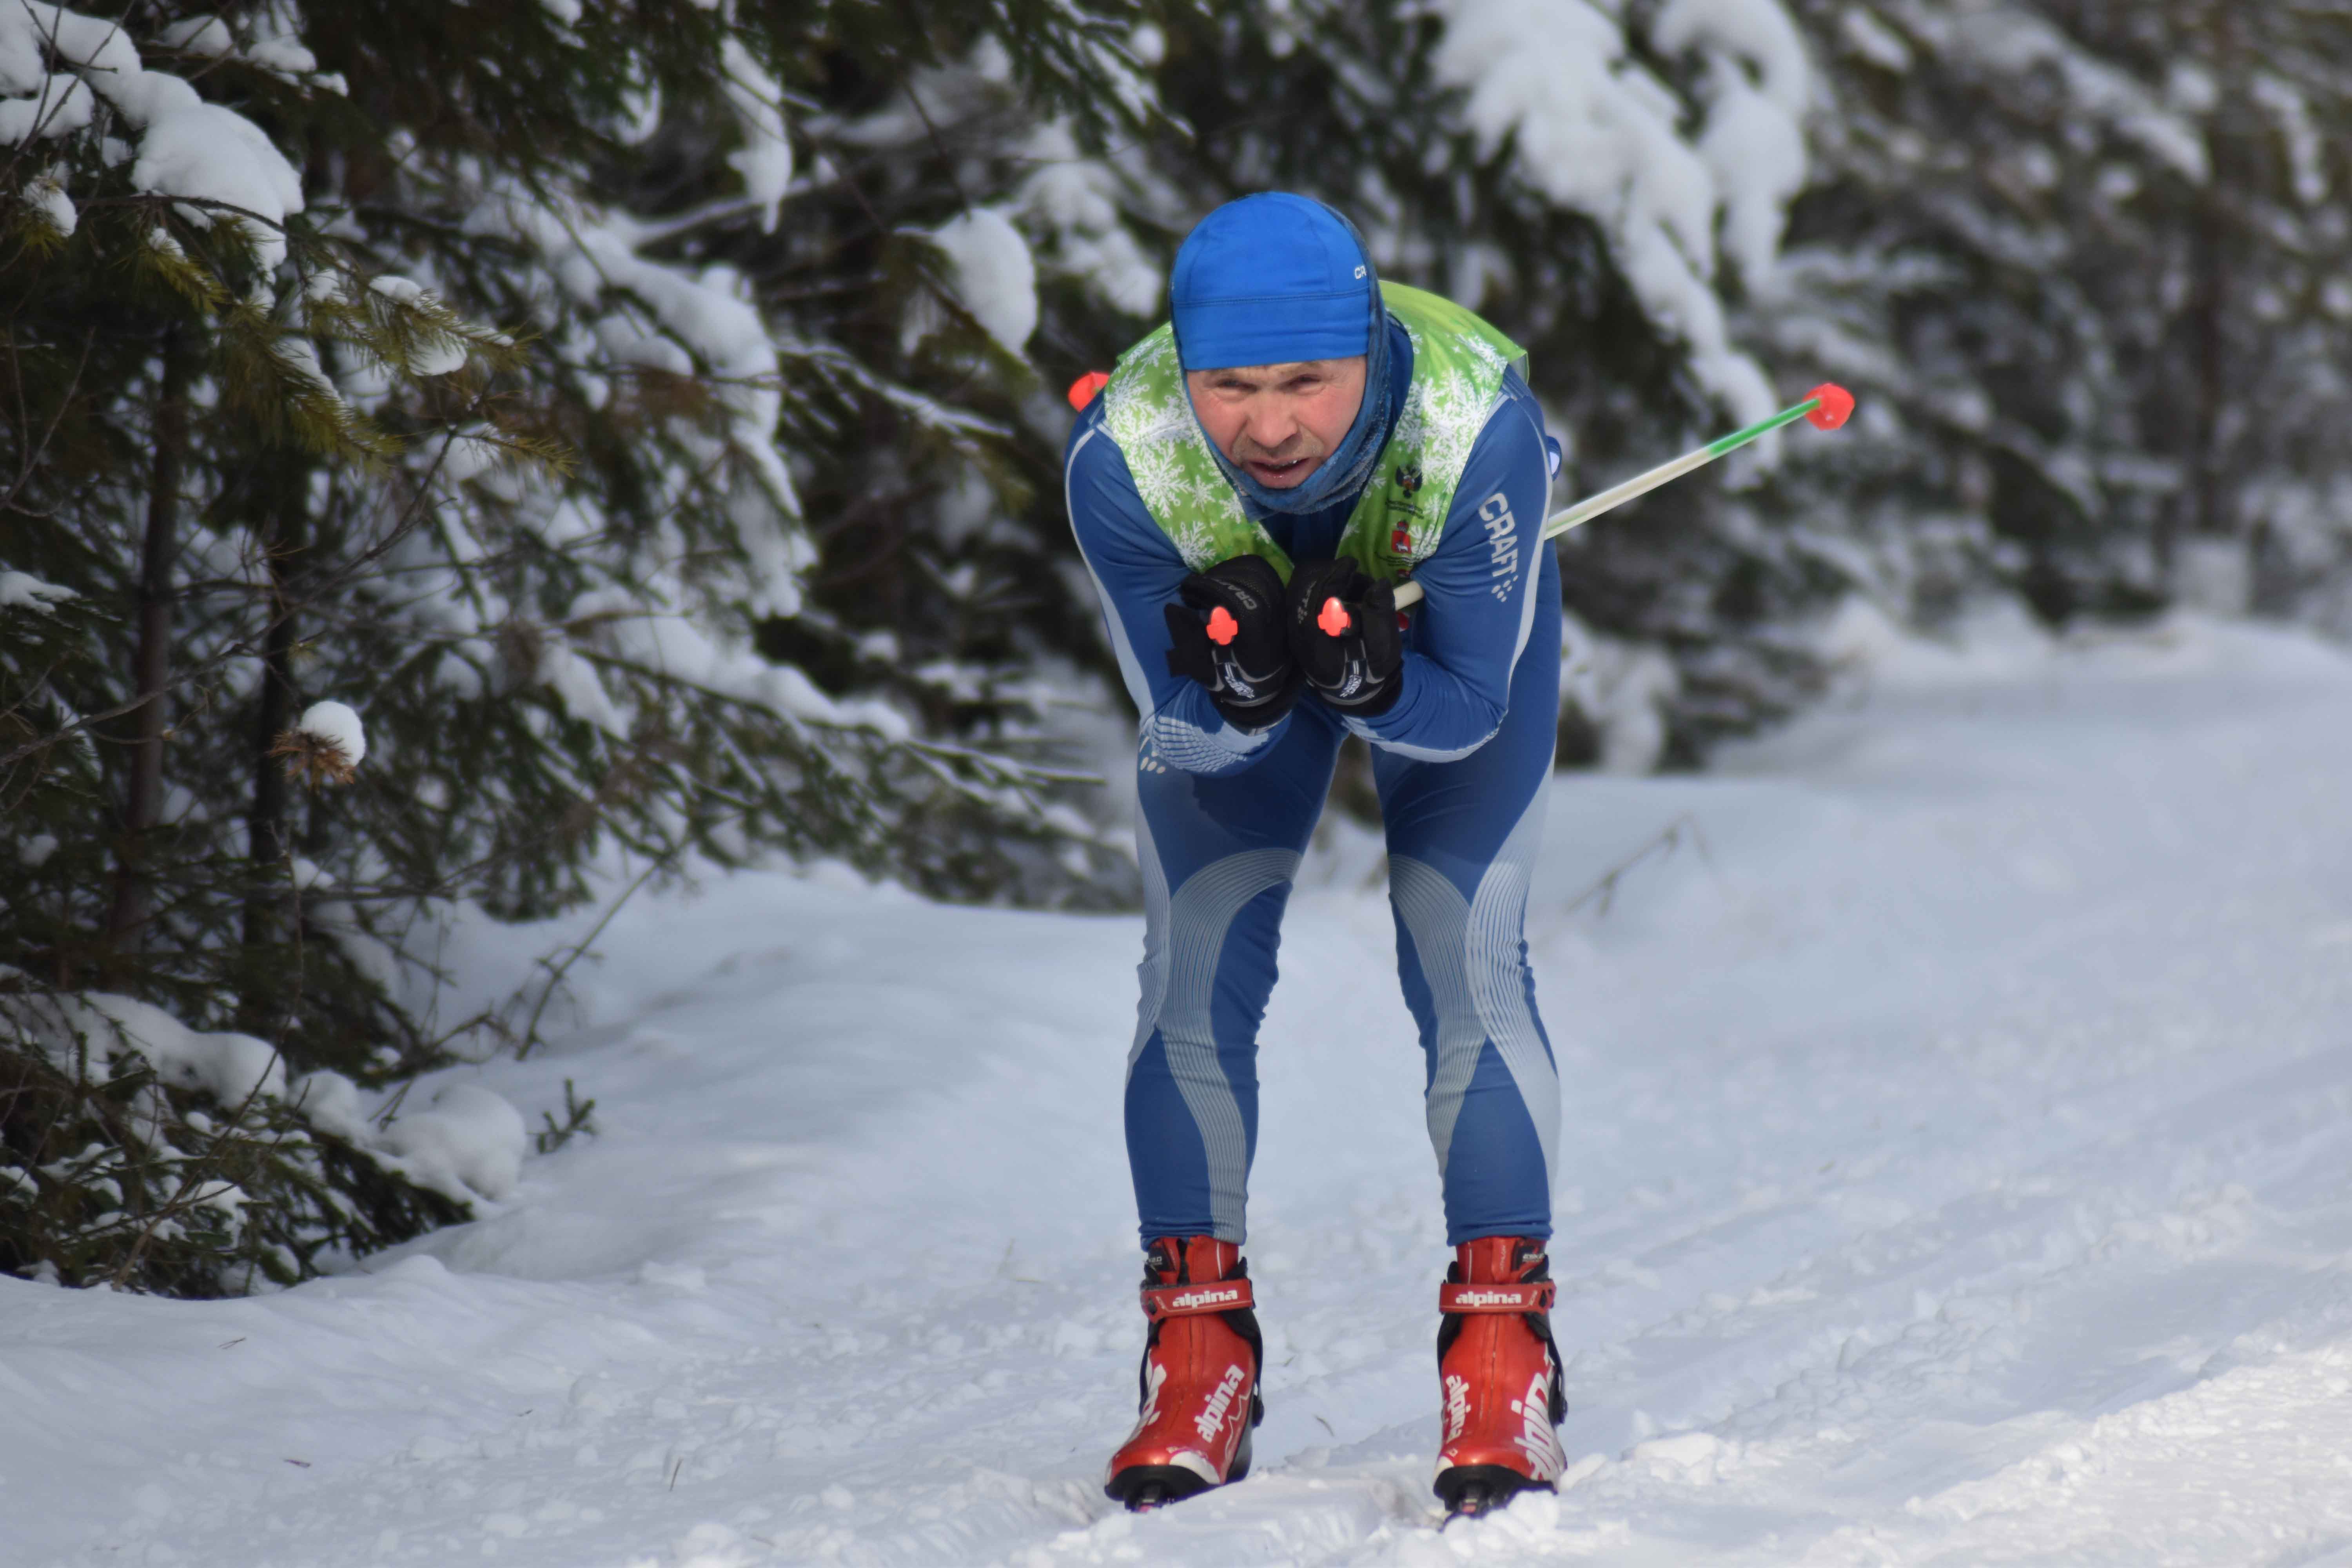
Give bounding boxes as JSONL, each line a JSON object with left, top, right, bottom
{"left": 1104, "top": 706, "right": 1344, "bottom": 1510}
{"left": 1125, "top": 706, "right": 1345, "bottom": 1244}
{"left": 1376, "top": 589, "right": 1563, "bottom": 1243}
{"left": 1374, "top": 566, "right": 1567, "bottom": 1514}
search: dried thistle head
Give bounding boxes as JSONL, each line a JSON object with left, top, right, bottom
{"left": 269, "top": 729, "right": 359, "bottom": 787}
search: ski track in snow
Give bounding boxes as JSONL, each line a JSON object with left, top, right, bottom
{"left": 10, "top": 612, "right": 2352, "bottom": 1567}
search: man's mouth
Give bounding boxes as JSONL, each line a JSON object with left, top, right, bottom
{"left": 1245, "top": 456, "right": 1314, "bottom": 485}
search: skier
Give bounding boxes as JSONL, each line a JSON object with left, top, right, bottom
{"left": 1065, "top": 192, "right": 1569, "bottom": 1518}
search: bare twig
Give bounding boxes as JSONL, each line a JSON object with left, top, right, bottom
{"left": 514, "top": 855, "right": 667, "bottom": 1058}
{"left": 1561, "top": 812, "right": 1715, "bottom": 919}
{"left": 1, "top": 326, "right": 100, "bottom": 518}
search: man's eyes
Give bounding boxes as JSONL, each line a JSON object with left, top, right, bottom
{"left": 1212, "top": 377, "right": 1321, "bottom": 396}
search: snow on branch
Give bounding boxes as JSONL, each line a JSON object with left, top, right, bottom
{"left": 270, "top": 700, "right": 368, "bottom": 787}
{"left": 1429, "top": 0, "right": 1801, "bottom": 425}
{"left": 0, "top": 569, "right": 76, "bottom": 612}
{"left": 482, "top": 188, "right": 807, "bottom": 614}
{"left": 1883, "top": 0, "right": 2207, "bottom": 182}
{"left": 913, "top": 206, "right": 1040, "bottom": 358}
{"left": 720, "top": 37, "right": 793, "bottom": 234}
{"left": 1010, "top": 119, "right": 1163, "bottom": 317}
{"left": 1655, "top": 0, "right": 1813, "bottom": 289}
{"left": 0, "top": 2, "right": 307, "bottom": 265}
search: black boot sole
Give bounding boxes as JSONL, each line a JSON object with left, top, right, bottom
{"left": 1106, "top": 1427, "right": 1253, "bottom": 1511}
{"left": 1435, "top": 1463, "right": 1552, "bottom": 1521}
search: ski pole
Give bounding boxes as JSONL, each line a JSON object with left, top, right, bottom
{"left": 1390, "top": 383, "right": 1855, "bottom": 609}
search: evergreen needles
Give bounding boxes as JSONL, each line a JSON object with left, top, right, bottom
{"left": 0, "top": 0, "right": 1157, "bottom": 1295}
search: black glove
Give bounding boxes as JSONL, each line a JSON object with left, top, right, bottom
{"left": 1163, "top": 554, "right": 1302, "bottom": 731}
{"left": 1286, "top": 558, "right": 1402, "bottom": 717}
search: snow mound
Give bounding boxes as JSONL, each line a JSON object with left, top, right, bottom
{"left": 13, "top": 614, "right": 2352, "bottom": 1564}
{"left": 381, "top": 1083, "right": 528, "bottom": 1202}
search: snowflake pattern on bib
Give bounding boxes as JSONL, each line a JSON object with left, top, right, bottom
{"left": 1102, "top": 331, "right": 1250, "bottom": 574}
{"left": 1382, "top": 319, "right": 1512, "bottom": 571}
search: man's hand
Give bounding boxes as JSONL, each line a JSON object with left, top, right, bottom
{"left": 1163, "top": 555, "right": 1301, "bottom": 732}
{"left": 1287, "top": 559, "right": 1402, "bottom": 716}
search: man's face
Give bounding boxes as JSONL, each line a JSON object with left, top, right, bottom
{"left": 1185, "top": 358, "right": 1368, "bottom": 489}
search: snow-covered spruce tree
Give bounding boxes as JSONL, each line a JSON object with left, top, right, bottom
{"left": 1141, "top": 0, "right": 1849, "bottom": 765}
{"left": 2097, "top": 1, "right": 2352, "bottom": 628}
{"left": 630, "top": 6, "right": 1169, "bottom": 902}
{"left": 1, "top": 0, "right": 485, "bottom": 1293}
{"left": 1764, "top": 0, "right": 2352, "bottom": 631}
{"left": 1, "top": 0, "right": 1160, "bottom": 1294}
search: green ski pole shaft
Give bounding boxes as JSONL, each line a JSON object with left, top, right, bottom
{"left": 1390, "top": 383, "right": 1853, "bottom": 610}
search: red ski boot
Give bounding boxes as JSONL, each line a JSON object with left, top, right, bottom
{"left": 1433, "top": 1237, "right": 1568, "bottom": 1518}
{"left": 1103, "top": 1236, "right": 1265, "bottom": 1511}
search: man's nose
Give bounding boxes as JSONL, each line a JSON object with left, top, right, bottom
{"left": 1243, "top": 402, "right": 1300, "bottom": 452}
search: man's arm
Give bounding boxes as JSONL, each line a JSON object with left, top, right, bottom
{"left": 1065, "top": 407, "right": 1294, "bottom": 775}
{"left": 1345, "top": 370, "right": 1554, "bottom": 761}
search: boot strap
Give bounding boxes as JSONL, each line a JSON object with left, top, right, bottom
{"left": 1439, "top": 1280, "right": 1555, "bottom": 1314}
{"left": 1141, "top": 1278, "right": 1255, "bottom": 1320}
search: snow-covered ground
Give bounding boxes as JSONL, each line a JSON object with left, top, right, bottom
{"left": 11, "top": 609, "right": 2352, "bottom": 1567}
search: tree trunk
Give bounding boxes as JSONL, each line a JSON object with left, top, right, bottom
{"left": 2182, "top": 199, "right": 2226, "bottom": 567}
{"left": 242, "top": 462, "right": 308, "bottom": 977}
{"left": 105, "top": 330, "right": 192, "bottom": 953}
{"left": 2182, "top": 1, "right": 2245, "bottom": 564}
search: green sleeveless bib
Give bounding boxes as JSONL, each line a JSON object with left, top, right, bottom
{"left": 1098, "top": 281, "right": 1525, "bottom": 586}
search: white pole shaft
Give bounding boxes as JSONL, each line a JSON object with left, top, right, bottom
{"left": 1389, "top": 443, "right": 1717, "bottom": 610}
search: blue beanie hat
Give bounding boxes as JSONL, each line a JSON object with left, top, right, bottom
{"left": 1171, "top": 192, "right": 1374, "bottom": 370}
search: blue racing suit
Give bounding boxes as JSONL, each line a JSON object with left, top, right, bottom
{"left": 1067, "top": 316, "right": 1563, "bottom": 1249}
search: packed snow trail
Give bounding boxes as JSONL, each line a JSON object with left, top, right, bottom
{"left": 10, "top": 610, "right": 2352, "bottom": 1567}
